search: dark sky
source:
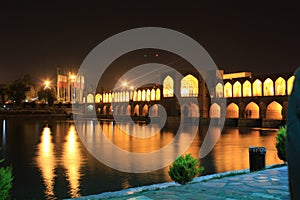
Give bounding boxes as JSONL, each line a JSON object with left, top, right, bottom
{"left": 0, "top": 1, "right": 299, "bottom": 83}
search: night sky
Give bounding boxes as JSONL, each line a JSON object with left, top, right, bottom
{"left": 0, "top": 1, "right": 299, "bottom": 83}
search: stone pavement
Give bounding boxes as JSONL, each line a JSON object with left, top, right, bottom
{"left": 73, "top": 165, "right": 290, "bottom": 200}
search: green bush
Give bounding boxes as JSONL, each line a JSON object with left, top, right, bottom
{"left": 168, "top": 154, "right": 204, "bottom": 185}
{"left": 276, "top": 125, "right": 287, "bottom": 162}
{"left": 0, "top": 150, "right": 13, "bottom": 200}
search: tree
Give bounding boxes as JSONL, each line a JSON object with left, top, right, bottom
{"left": 0, "top": 84, "right": 8, "bottom": 105}
{"left": 8, "top": 79, "right": 30, "bottom": 105}
{"left": 38, "top": 87, "right": 56, "bottom": 107}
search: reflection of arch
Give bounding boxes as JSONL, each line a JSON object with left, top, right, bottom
{"left": 95, "top": 93, "right": 102, "bottom": 103}
{"left": 126, "top": 105, "right": 131, "bottom": 115}
{"left": 87, "top": 93, "right": 94, "bottom": 103}
{"left": 233, "top": 81, "right": 242, "bottom": 97}
{"left": 134, "top": 105, "right": 139, "bottom": 115}
{"left": 151, "top": 89, "right": 156, "bottom": 101}
{"left": 216, "top": 83, "right": 223, "bottom": 97}
{"left": 287, "top": 76, "right": 295, "bottom": 95}
{"left": 266, "top": 101, "right": 282, "bottom": 119}
{"left": 163, "top": 76, "right": 174, "bottom": 97}
{"left": 143, "top": 105, "right": 148, "bottom": 116}
{"left": 263, "top": 78, "right": 274, "bottom": 96}
{"left": 109, "top": 105, "right": 113, "bottom": 115}
{"left": 149, "top": 104, "right": 158, "bottom": 117}
{"left": 224, "top": 82, "right": 232, "bottom": 98}
{"left": 243, "top": 80, "right": 252, "bottom": 97}
{"left": 253, "top": 79, "right": 262, "bottom": 96}
{"left": 275, "top": 77, "right": 286, "bottom": 96}
{"left": 245, "top": 102, "right": 259, "bottom": 119}
{"left": 226, "top": 103, "right": 239, "bottom": 118}
{"left": 156, "top": 89, "right": 161, "bottom": 100}
{"left": 181, "top": 74, "right": 198, "bottom": 97}
{"left": 210, "top": 103, "right": 220, "bottom": 118}
{"left": 190, "top": 103, "right": 199, "bottom": 117}
{"left": 114, "top": 105, "right": 119, "bottom": 115}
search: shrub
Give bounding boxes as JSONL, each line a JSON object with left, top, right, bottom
{"left": 276, "top": 125, "right": 287, "bottom": 162}
{"left": 0, "top": 165, "right": 13, "bottom": 200}
{"left": 168, "top": 154, "right": 204, "bottom": 185}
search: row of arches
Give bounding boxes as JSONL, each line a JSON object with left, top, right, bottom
{"left": 218, "top": 76, "right": 294, "bottom": 98}
{"left": 96, "top": 101, "right": 285, "bottom": 120}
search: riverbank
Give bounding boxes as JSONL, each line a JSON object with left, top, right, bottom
{"left": 69, "top": 164, "right": 289, "bottom": 200}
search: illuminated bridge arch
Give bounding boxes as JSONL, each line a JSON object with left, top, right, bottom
{"left": 210, "top": 103, "right": 220, "bottom": 118}
{"left": 243, "top": 80, "right": 252, "bottom": 97}
{"left": 263, "top": 78, "right": 274, "bottom": 96}
{"left": 287, "top": 76, "right": 295, "bottom": 95}
{"left": 275, "top": 77, "right": 286, "bottom": 96}
{"left": 163, "top": 75, "right": 174, "bottom": 97}
{"left": 226, "top": 103, "right": 239, "bottom": 118}
{"left": 215, "top": 82, "right": 223, "bottom": 97}
{"left": 266, "top": 101, "right": 282, "bottom": 119}
{"left": 253, "top": 79, "right": 262, "bottom": 96}
{"left": 245, "top": 102, "right": 259, "bottom": 119}
{"left": 233, "top": 81, "right": 242, "bottom": 97}
{"left": 224, "top": 82, "right": 232, "bottom": 98}
{"left": 181, "top": 74, "right": 198, "bottom": 97}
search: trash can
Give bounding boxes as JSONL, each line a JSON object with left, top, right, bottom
{"left": 249, "top": 146, "right": 266, "bottom": 172}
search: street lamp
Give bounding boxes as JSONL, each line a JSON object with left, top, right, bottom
{"left": 44, "top": 80, "right": 50, "bottom": 89}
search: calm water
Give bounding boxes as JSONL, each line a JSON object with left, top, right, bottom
{"left": 0, "top": 118, "right": 282, "bottom": 199}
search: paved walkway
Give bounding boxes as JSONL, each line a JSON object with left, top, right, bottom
{"left": 73, "top": 165, "right": 290, "bottom": 200}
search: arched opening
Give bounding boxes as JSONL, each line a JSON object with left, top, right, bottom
{"left": 142, "top": 105, "right": 149, "bottom": 116}
{"left": 245, "top": 102, "right": 259, "bottom": 119}
{"left": 190, "top": 103, "right": 199, "bottom": 117}
{"left": 149, "top": 104, "right": 158, "bottom": 117}
{"left": 142, "top": 90, "right": 146, "bottom": 101}
{"left": 146, "top": 89, "right": 151, "bottom": 101}
{"left": 151, "top": 89, "right": 156, "bottom": 101}
{"left": 180, "top": 74, "right": 198, "bottom": 97}
{"left": 275, "top": 77, "right": 286, "bottom": 96}
{"left": 253, "top": 79, "right": 262, "bottom": 96}
{"left": 137, "top": 90, "right": 142, "bottom": 101}
{"left": 133, "top": 91, "right": 137, "bottom": 101}
{"left": 224, "top": 82, "right": 232, "bottom": 98}
{"left": 86, "top": 93, "right": 94, "bottom": 103}
{"left": 210, "top": 103, "right": 221, "bottom": 118}
{"left": 233, "top": 81, "right": 242, "bottom": 97}
{"left": 156, "top": 89, "right": 161, "bottom": 100}
{"left": 125, "top": 91, "right": 130, "bottom": 101}
{"left": 243, "top": 80, "right": 252, "bottom": 97}
{"left": 163, "top": 76, "right": 174, "bottom": 97}
{"left": 266, "top": 101, "right": 282, "bottom": 119}
{"left": 226, "top": 103, "right": 239, "bottom": 118}
{"left": 114, "top": 105, "right": 119, "bottom": 115}
{"left": 95, "top": 93, "right": 102, "bottom": 103}
{"left": 134, "top": 105, "right": 139, "bottom": 115}
{"left": 103, "top": 105, "right": 107, "bottom": 115}
{"left": 263, "top": 78, "right": 274, "bottom": 96}
{"left": 108, "top": 93, "right": 112, "bottom": 103}
{"left": 287, "top": 76, "right": 295, "bottom": 95}
{"left": 126, "top": 105, "right": 131, "bottom": 116}
{"left": 215, "top": 83, "right": 223, "bottom": 97}
{"left": 109, "top": 105, "right": 113, "bottom": 115}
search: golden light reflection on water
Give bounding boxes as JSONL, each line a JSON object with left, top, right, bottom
{"left": 62, "top": 124, "right": 84, "bottom": 198}
{"left": 36, "top": 126, "right": 56, "bottom": 199}
{"left": 36, "top": 124, "right": 84, "bottom": 199}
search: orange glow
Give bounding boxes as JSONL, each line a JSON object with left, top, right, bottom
{"left": 226, "top": 103, "right": 239, "bottom": 118}
{"left": 266, "top": 101, "right": 282, "bottom": 119}
{"left": 224, "top": 82, "right": 232, "bottom": 98}
{"left": 36, "top": 126, "right": 56, "bottom": 198}
{"left": 245, "top": 102, "right": 259, "bottom": 119}
{"left": 210, "top": 103, "right": 221, "bottom": 118}
{"left": 163, "top": 76, "right": 174, "bottom": 97}
{"left": 62, "top": 125, "right": 83, "bottom": 198}
{"left": 263, "top": 78, "right": 274, "bottom": 96}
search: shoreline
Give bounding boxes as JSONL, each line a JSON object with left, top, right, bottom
{"left": 67, "top": 163, "right": 286, "bottom": 200}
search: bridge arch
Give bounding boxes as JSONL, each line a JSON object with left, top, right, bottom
{"left": 266, "top": 101, "right": 282, "bottom": 119}
{"left": 253, "top": 79, "right": 262, "bottom": 96}
{"left": 163, "top": 75, "right": 174, "bottom": 97}
{"left": 149, "top": 104, "right": 158, "bottom": 117}
{"left": 243, "top": 80, "right": 252, "bottom": 97}
{"left": 95, "top": 93, "right": 102, "bottom": 103}
{"left": 143, "top": 104, "right": 149, "bottom": 116}
{"left": 226, "top": 103, "right": 239, "bottom": 118}
{"left": 233, "top": 81, "right": 242, "bottom": 97}
{"left": 181, "top": 74, "right": 198, "bottom": 97}
{"left": 134, "top": 105, "right": 139, "bottom": 115}
{"left": 263, "top": 78, "right": 274, "bottom": 96}
{"left": 275, "top": 77, "right": 286, "bottom": 96}
{"left": 210, "top": 103, "right": 220, "bottom": 118}
{"left": 224, "top": 82, "right": 232, "bottom": 98}
{"left": 245, "top": 102, "right": 259, "bottom": 119}
{"left": 215, "top": 82, "right": 223, "bottom": 97}
{"left": 287, "top": 76, "right": 295, "bottom": 95}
